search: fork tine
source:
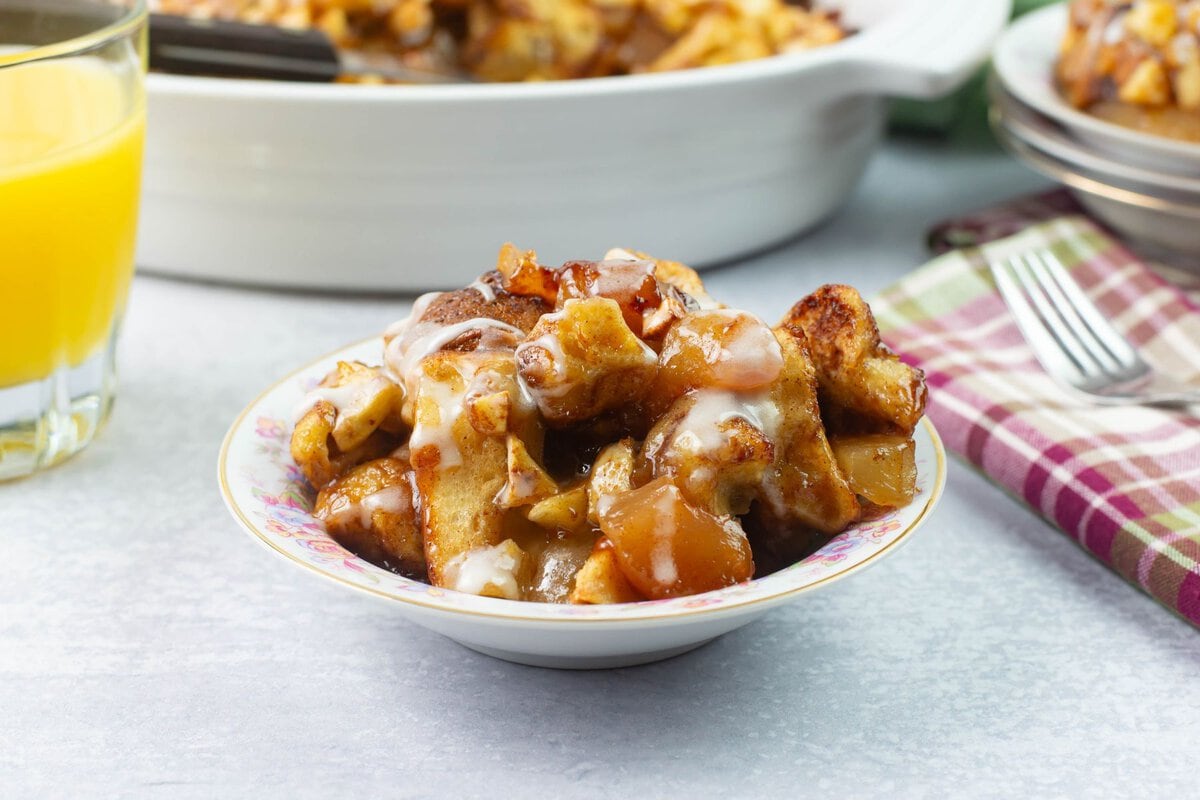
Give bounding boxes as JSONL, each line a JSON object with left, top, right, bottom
{"left": 1033, "top": 250, "right": 1143, "bottom": 370}
{"left": 1009, "top": 254, "right": 1107, "bottom": 379}
{"left": 991, "top": 258, "right": 1088, "bottom": 386}
{"left": 1022, "top": 252, "right": 1124, "bottom": 375}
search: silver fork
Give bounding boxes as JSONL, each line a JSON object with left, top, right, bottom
{"left": 989, "top": 249, "right": 1200, "bottom": 406}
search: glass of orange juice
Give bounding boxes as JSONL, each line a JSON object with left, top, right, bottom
{"left": 0, "top": 0, "right": 146, "bottom": 480}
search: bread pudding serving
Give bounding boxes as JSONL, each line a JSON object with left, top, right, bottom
{"left": 1058, "top": 0, "right": 1200, "bottom": 141}
{"left": 290, "top": 247, "right": 926, "bottom": 603}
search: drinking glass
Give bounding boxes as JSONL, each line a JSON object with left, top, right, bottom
{"left": 0, "top": 0, "right": 146, "bottom": 480}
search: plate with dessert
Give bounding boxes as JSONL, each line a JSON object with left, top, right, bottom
{"left": 219, "top": 247, "right": 945, "bottom": 668}
{"left": 992, "top": 1, "right": 1200, "bottom": 256}
{"left": 994, "top": 1, "right": 1200, "bottom": 172}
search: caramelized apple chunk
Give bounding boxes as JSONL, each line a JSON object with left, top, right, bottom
{"left": 515, "top": 297, "right": 658, "bottom": 425}
{"left": 495, "top": 242, "right": 560, "bottom": 305}
{"left": 314, "top": 456, "right": 424, "bottom": 577}
{"left": 526, "top": 484, "right": 590, "bottom": 533}
{"left": 599, "top": 476, "right": 754, "bottom": 599}
{"left": 558, "top": 258, "right": 664, "bottom": 337}
{"left": 650, "top": 309, "right": 784, "bottom": 415}
{"left": 831, "top": 434, "right": 917, "bottom": 509}
{"left": 607, "top": 247, "right": 720, "bottom": 311}
{"left": 497, "top": 434, "right": 558, "bottom": 508}
{"left": 525, "top": 528, "right": 598, "bottom": 603}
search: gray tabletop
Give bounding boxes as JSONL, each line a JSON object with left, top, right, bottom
{"left": 5, "top": 136, "right": 1199, "bottom": 799}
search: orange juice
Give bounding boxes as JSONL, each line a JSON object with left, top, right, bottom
{"left": 0, "top": 58, "right": 144, "bottom": 388}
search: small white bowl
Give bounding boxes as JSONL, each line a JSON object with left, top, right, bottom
{"left": 993, "top": 3, "right": 1200, "bottom": 176}
{"left": 989, "top": 77, "right": 1200, "bottom": 196}
{"left": 140, "top": 0, "right": 1010, "bottom": 291}
{"left": 992, "top": 101, "right": 1200, "bottom": 257}
{"left": 218, "top": 337, "right": 947, "bottom": 669}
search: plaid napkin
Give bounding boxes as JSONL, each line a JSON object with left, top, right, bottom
{"left": 872, "top": 199, "right": 1200, "bottom": 627}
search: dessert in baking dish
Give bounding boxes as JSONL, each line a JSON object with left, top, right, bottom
{"left": 1058, "top": 0, "right": 1200, "bottom": 141}
{"left": 290, "top": 246, "right": 926, "bottom": 604}
{"left": 152, "top": 0, "right": 847, "bottom": 82}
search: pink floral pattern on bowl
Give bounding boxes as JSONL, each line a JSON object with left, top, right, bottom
{"left": 220, "top": 338, "right": 947, "bottom": 624}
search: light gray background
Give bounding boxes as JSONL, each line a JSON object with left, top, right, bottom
{"left": 4, "top": 137, "right": 1198, "bottom": 799}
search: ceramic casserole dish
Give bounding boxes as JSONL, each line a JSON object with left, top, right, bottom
{"left": 139, "top": 0, "right": 1011, "bottom": 291}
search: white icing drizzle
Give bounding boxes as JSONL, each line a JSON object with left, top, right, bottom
{"left": 324, "top": 484, "right": 411, "bottom": 530}
{"left": 385, "top": 308, "right": 529, "bottom": 471}
{"left": 385, "top": 317, "right": 525, "bottom": 386}
{"left": 758, "top": 467, "right": 787, "bottom": 517}
{"left": 603, "top": 247, "right": 639, "bottom": 261}
{"left": 409, "top": 368, "right": 468, "bottom": 468}
{"left": 668, "top": 309, "right": 782, "bottom": 390}
{"left": 651, "top": 489, "right": 681, "bottom": 586}
{"left": 468, "top": 278, "right": 497, "bottom": 302}
{"left": 445, "top": 541, "right": 523, "bottom": 600}
{"left": 291, "top": 373, "right": 395, "bottom": 426}
{"left": 711, "top": 311, "right": 783, "bottom": 388}
{"left": 514, "top": 326, "right": 572, "bottom": 399}
{"left": 515, "top": 300, "right": 657, "bottom": 409}
{"left": 673, "top": 388, "right": 781, "bottom": 458}
{"left": 384, "top": 291, "right": 444, "bottom": 341}
{"left": 362, "top": 484, "right": 411, "bottom": 517}
{"left": 1103, "top": 7, "right": 1130, "bottom": 44}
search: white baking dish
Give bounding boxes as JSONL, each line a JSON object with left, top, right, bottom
{"left": 138, "top": 0, "right": 1011, "bottom": 291}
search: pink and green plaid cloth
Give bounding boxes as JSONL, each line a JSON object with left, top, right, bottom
{"left": 873, "top": 198, "right": 1200, "bottom": 627}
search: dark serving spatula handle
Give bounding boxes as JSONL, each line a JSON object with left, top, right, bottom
{"left": 149, "top": 13, "right": 340, "bottom": 82}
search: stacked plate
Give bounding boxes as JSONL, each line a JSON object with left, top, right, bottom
{"left": 991, "top": 4, "right": 1200, "bottom": 258}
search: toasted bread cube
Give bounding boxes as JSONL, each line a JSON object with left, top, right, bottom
{"left": 409, "top": 351, "right": 542, "bottom": 588}
{"left": 291, "top": 399, "right": 398, "bottom": 489}
{"left": 569, "top": 540, "right": 645, "bottom": 604}
{"left": 781, "top": 284, "right": 926, "bottom": 436}
{"left": 515, "top": 297, "right": 658, "bottom": 425}
{"left": 640, "top": 388, "right": 776, "bottom": 517}
{"left": 754, "top": 329, "right": 860, "bottom": 536}
{"left": 442, "top": 539, "right": 529, "bottom": 600}
{"left": 314, "top": 456, "right": 424, "bottom": 577}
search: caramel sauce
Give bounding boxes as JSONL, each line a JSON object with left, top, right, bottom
{"left": 1088, "top": 100, "right": 1200, "bottom": 142}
